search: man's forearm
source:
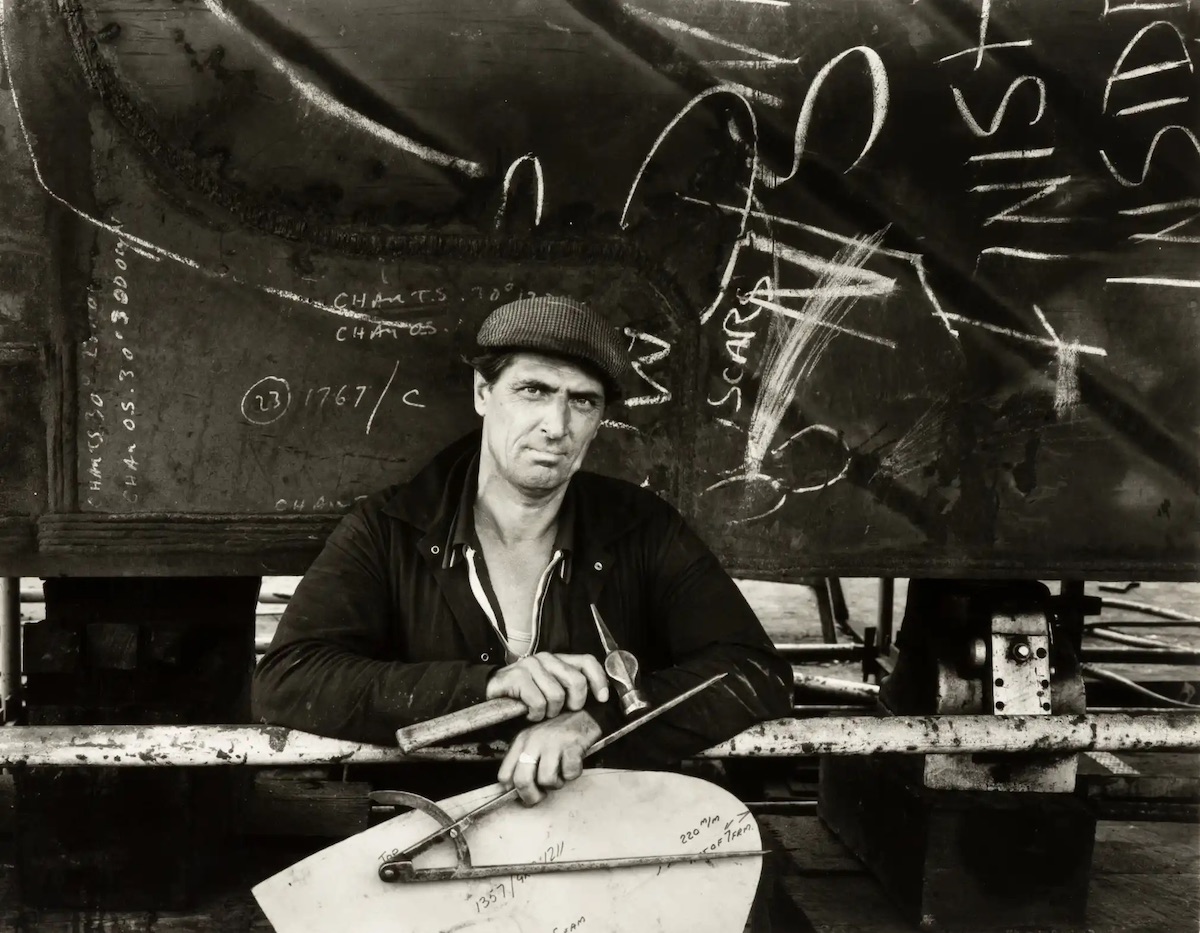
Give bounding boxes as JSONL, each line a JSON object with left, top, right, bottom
{"left": 252, "top": 641, "right": 497, "bottom": 745}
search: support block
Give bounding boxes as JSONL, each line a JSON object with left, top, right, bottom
{"left": 819, "top": 755, "right": 1096, "bottom": 931}
{"left": 15, "top": 577, "right": 258, "bottom": 910}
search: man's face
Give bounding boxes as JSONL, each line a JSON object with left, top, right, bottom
{"left": 474, "top": 352, "right": 605, "bottom": 496}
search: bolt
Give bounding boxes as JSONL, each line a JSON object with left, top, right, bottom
{"left": 994, "top": 678, "right": 1005, "bottom": 687}
{"left": 380, "top": 865, "right": 397, "bottom": 883}
{"left": 1010, "top": 641, "right": 1033, "bottom": 662}
{"left": 1035, "top": 647, "right": 1048, "bottom": 659}
{"left": 995, "top": 701, "right": 1006, "bottom": 711}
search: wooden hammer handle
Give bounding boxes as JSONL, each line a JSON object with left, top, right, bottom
{"left": 395, "top": 697, "right": 528, "bottom": 753}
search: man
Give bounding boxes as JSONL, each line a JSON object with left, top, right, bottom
{"left": 252, "top": 296, "right": 792, "bottom": 805}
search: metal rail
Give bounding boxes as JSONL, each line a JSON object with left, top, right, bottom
{"left": 0, "top": 713, "right": 1194, "bottom": 767}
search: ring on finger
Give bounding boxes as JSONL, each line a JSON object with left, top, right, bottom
{"left": 517, "top": 752, "right": 539, "bottom": 765}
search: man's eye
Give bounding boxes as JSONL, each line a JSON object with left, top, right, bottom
{"left": 518, "top": 386, "right": 544, "bottom": 398}
{"left": 571, "top": 397, "right": 599, "bottom": 411}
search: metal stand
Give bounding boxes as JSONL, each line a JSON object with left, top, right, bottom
{"left": 0, "top": 578, "right": 21, "bottom": 723}
{"left": 820, "top": 580, "right": 1098, "bottom": 930}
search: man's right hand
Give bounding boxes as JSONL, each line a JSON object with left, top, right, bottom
{"left": 485, "top": 653, "right": 609, "bottom": 721}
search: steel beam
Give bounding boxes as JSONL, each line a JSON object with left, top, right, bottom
{"left": 0, "top": 713, "right": 1194, "bottom": 767}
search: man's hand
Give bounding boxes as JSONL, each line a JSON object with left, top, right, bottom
{"left": 485, "top": 652, "right": 609, "bottom": 721}
{"left": 498, "top": 710, "right": 603, "bottom": 805}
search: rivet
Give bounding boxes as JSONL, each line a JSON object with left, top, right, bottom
{"left": 480, "top": 653, "right": 490, "bottom": 662}
{"left": 430, "top": 545, "right": 440, "bottom": 555}
{"left": 594, "top": 561, "right": 603, "bottom": 571}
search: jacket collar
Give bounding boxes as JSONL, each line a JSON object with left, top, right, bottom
{"left": 380, "top": 430, "right": 640, "bottom": 550}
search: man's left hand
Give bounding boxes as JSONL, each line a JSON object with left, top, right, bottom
{"left": 498, "top": 710, "right": 602, "bottom": 806}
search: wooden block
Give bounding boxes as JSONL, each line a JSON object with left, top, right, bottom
{"left": 21, "top": 624, "right": 79, "bottom": 673}
{"left": 245, "top": 774, "right": 370, "bottom": 838}
{"left": 819, "top": 755, "right": 1096, "bottom": 930}
{"left": 86, "top": 623, "right": 139, "bottom": 670}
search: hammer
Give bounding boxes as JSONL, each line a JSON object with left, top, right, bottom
{"left": 394, "top": 605, "right": 647, "bottom": 753}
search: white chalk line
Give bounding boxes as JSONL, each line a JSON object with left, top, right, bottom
{"left": 699, "top": 58, "right": 801, "bottom": 70}
{"left": 1123, "top": 198, "right": 1200, "bottom": 243}
{"left": 972, "top": 176, "right": 1076, "bottom": 226}
{"left": 967, "top": 147, "right": 1054, "bottom": 162}
{"left": 624, "top": 5, "right": 790, "bottom": 62}
{"left": 496, "top": 154, "right": 545, "bottom": 228}
{"left": 719, "top": 81, "right": 785, "bottom": 109}
{"left": 1107, "top": 277, "right": 1200, "bottom": 288}
{"left": 745, "top": 296, "right": 897, "bottom": 348}
{"left": 0, "top": 1, "right": 434, "bottom": 331}
{"left": 937, "top": 40, "right": 1031, "bottom": 66}
{"left": 600, "top": 419, "right": 642, "bottom": 434}
{"left": 365, "top": 360, "right": 400, "bottom": 435}
{"left": 743, "top": 230, "right": 885, "bottom": 476}
{"left": 728, "top": 0, "right": 790, "bottom": 6}
{"left": 200, "top": 0, "right": 483, "bottom": 178}
{"left": 941, "top": 311, "right": 1107, "bottom": 356}
{"left": 679, "top": 194, "right": 963, "bottom": 337}
{"left": 952, "top": 77, "right": 1046, "bottom": 137}
{"left": 622, "top": 86, "right": 759, "bottom": 234}
{"left": 1104, "top": 0, "right": 1190, "bottom": 13}
{"left": 971, "top": 177, "right": 1074, "bottom": 192}
{"left": 1102, "top": 21, "right": 1191, "bottom": 113}
{"left": 757, "top": 46, "right": 888, "bottom": 188}
{"left": 746, "top": 233, "right": 896, "bottom": 295}
{"left": 1115, "top": 96, "right": 1189, "bottom": 117}
{"left": 978, "top": 247, "right": 1070, "bottom": 260}
{"left": 1101, "top": 125, "right": 1200, "bottom": 186}
{"left": 1120, "top": 198, "right": 1200, "bottom": 215}
{"left": 622, "top": 328, "right": 672, "bottom": 407}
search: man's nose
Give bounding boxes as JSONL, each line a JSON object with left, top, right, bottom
{"left": 539, "top": 396, "right": 569, "bottom": 438}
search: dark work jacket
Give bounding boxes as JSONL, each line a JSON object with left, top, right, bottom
{"left": 251, "top": 432, "right": 793, "bottom": 765}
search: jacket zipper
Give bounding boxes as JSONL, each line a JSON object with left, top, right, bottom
{"left": 464, "top": 546, "right": 562, "bottom": 659}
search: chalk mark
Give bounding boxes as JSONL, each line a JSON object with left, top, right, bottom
{"left": 1107, "top": 277, "right": 1200, "bottom": 288}
{"left": 366, "top": 361, "right": 400, "bottom": 434}
{"left": 744, "top": 230, "right": 886, "bottom": 478}
{"left": 1102, "top": 21, "right": 1192, "bottom": 114}
{"left": 623, "top": 6, "right": 790, "bottom": 62}
{"left": 0, "top": 3, "right": 440, "bottom": 331}
{"left": 623, "top": 328, "right": 673, "bottom": 407}
{"left": 200, "top": 0, "right": 483, "bottom": 177}
{"left": 496, "top": 154, "right": 545, "bottom": 228}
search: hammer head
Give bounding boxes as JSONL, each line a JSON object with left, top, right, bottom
{"left": 604, "top": 649, "right": 650, "bottom": 717}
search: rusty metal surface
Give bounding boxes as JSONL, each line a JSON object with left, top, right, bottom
{"left": 0, "top": 713, "right": 1196, "bottom": 766}
{"left": 0, "top": 0, "right": 1197, "bottom": 577}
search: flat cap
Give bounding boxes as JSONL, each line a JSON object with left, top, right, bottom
{"left": 476, "top": 296, "right": 630, "bottom": 387}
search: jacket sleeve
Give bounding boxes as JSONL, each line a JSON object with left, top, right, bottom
{"left": 251, "top": 501, "right": 496, "bottom": 745}
{"left": 591, "top": 505, "right": 793, "bottom": 767}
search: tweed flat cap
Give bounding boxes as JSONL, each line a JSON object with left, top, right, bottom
{"left": 477, "top": 296, "right": 630, "bottom": 386}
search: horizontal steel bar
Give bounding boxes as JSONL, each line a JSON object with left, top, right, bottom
{"left": 792, "top": 670, "right": 879, "bottom": 700}
{"left": 0, "top": 713, "right": 1194, "bottom": 767}
{"left": 776, "top": 644, "right": 864, "bottom": 661}
{"left": 1082, "top": 647, "right": 1200, "bottom": 664}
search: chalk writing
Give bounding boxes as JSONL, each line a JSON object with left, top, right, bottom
{"left": 104, "top": 236, "right": 141, "bottom": 504}
{"left": 622, "top": 328, "right": 672, "bottom": 407}
{"left": 552, "top": 916, "right": 586, "bottom": 933}
{"left": 302, "top": 385, "right": 370, "bottom": 410}
{"left": 273, "top": 495, "right": 360, "bottom": 513}
{"left": 240, "top": 376, "right": 292, "bottom": 426}
{"left": 333, "top": 289, "right": 448, "bottom": 311}
{"left": 81, "top": 283, "right": 106, "bottom": 505}
{"left": 335, "top": 322, "right": 437, "bottom": 341}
